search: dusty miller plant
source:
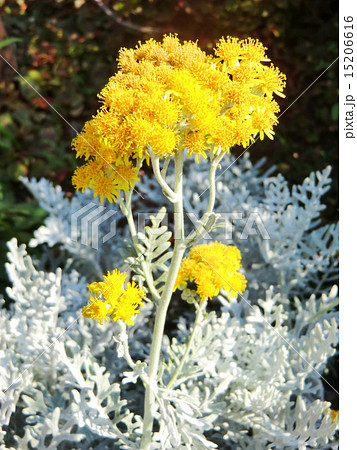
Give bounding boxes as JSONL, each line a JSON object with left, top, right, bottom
{"left": 0, "top": 35, "right": 338, "bottom": 449}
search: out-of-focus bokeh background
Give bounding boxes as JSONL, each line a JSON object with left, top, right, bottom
{"left": 0, "top": 0, "right": 338, "bottom": 294}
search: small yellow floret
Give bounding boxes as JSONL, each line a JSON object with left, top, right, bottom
{"left": 82, "top": 297, "right": 110, "bottom": 325}
{"left": 101, "top": 269, "right": 127, "bottom": 303}
{"left": 92, "top": 173, "right": 121, "bottom": 203}
{"left": 238, "top": 38, "right": 270, "bottom": 65}
{"left": 110, "top": 282, "right": 145, "bottom": 326}
{"left": 110, "top": 162, "right": 140, "bottom": 191}
{"left": 214, "top": 36, "right": 241, "bottom": 62}
{"left": 149, "top": 127, "right": 178, "bottom": 156}
{"left": 257, "top": 64, "right": 286, "bottom": 99}
{"left": 185, "top": 132, "right": 208, "bottom": 160}
{"left": 72, "top": 165, "right": 91, "bottom": 192}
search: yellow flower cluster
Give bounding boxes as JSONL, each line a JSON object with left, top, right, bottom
{"left": 175, "top": 242, "right": 247, "bottom": 300}
{"left": 82, "top": 269, "right": 144, "bottom": 326}
{"left": 72, "top": 35, "right": 286, "bottom": 202}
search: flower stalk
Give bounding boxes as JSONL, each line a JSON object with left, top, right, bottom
{"left": 119, "top": 186, "right": 161, "bottom": 302}
{"left": 186, "top": 149, "right": 225, "bottom": 247}
{"left": 166, "top": 297, "right": 208, "bottom": 390}
{"left": 141, "top": 149, "right": 186, "bottom": 449}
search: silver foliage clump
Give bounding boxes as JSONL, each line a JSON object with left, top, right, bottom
{"left": 176, "top": 153, "right": 338, "bottom": 301}
{"left": 1, "top": 154, "right": 338, "bottom": 448}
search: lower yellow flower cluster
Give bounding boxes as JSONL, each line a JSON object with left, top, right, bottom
{"left": 175, "top": 242, "right": 247, "bottom": 300}
{"left": 82, "top": 269, "right": 144, "bottom": 326}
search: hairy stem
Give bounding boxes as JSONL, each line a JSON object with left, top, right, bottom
{"left": 120, "top": 188, "right": 161, "bottom": 302}
{"left": 149, "top": 148, "right": 178, "bottom": 202}
{"left": 140, "top": 150, "right": 186, "bottom": 449}
{"left": 166, "top": 297, "right": 207, "bottom": 389}
{"left": 186, "top": 150, "right": 224, "bottom": 246}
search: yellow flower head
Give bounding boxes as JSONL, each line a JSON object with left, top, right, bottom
{"left": 256, "top": 64, "right": 287, "bottom": 99}
{"left": 175, "top": 242, "right": 247, "bottom": 300}
{"left": 72, "top": 165, "right": 91, "bottom": 193}
{"left": 185, "top": 131, "right": 208, "bottom": 161}
{"left": 82, "top": 297, "right": 110, "bottom": 325}
{"left": 110, "top": 282, "right": 145, "bottom": 326}
{"left": 82, "top": 270, "right": 144, "bottom": 326}
{"left": 72, "top": 35, "right": 286, "bottom": 201}
{"left": 92, "top": 172, "right": 121, "bottom": 203}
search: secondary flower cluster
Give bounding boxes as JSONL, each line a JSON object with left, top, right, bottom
{"left": 72, "top": 35, "right": 286, "bottom": 203}
{"left": 175, "top": 242, "right": 247, "bottom": 300}
{"left": 82, "top": 269, "right": 144, "bottom": 326}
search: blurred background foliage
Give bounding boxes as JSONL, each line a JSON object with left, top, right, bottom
{"left": 0, "top": 0, "right": 338, "bottom": 293}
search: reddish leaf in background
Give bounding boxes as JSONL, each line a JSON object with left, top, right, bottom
{"left": 31, "top": 97, "right": 51, "bottom": 109}
{"left": 29, "top": 41, "right": 56, "bottom": 67}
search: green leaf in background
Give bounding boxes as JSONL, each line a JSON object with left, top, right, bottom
{"left": 331, "top": 103, "right": 339, "bottom": 121}
{"left": 0, "top": 184, "right": 47, "bottom": 304}
{"left": 0, "top": 37, "right": 22, "bottom": 50}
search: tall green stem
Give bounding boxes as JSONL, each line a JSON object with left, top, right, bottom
{"left": 140, "top": 150, "right": 186, "bottom": 449}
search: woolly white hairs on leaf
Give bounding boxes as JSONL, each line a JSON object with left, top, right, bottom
{"left": 0, "top": 154, "right": 338, "bottom": 448}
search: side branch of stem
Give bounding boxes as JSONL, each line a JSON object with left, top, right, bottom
{"left": 119, "top": 187, "right": 161, "bottom": 302}
{"left": 166, "top": 297, "right": 207, "bottom": 389}
{"left": 185, "top": 149, "right": 224, "bottom": 246}
{"left": 149, "top": 148, "right": 178, "bottom": 202}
